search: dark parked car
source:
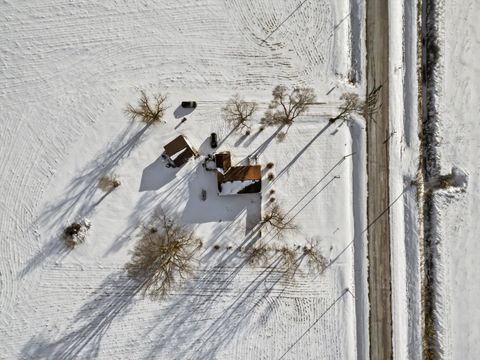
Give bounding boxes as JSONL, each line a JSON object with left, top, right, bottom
{"left": 181, "top": 101, "right": 197, "bottom": 108}
{"left": 210, "top": 132, "right": 218, "bottom": 148}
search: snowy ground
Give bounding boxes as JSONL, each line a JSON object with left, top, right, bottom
{"left": 0, "top": 1, "right": 366, "bottom": 359}
{"left": 432, "top": 0, "right": 480, "bottom": 358}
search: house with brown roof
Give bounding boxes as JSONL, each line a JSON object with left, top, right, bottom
{"left": 162, "top": 135, "right": 198, "bottom": 168}
{"left": 214, "top": 151, "right": 261, "bottom": 195}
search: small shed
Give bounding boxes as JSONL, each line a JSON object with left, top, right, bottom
{"left": 163, "top": 135, "right": 198, "bottom": 168}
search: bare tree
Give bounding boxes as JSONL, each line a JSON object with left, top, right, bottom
{"left": 362, "top": 85, "right": 383, "bottom": 121}
{"left": 262, "top": 85, "right": 316, "bottom": 130}
{"left": 125, "top": 90, "right": 168, "bottom": 124}
{"left": 125, "top": 215, "right": 202, "bottom": 299}
{"left": 245, "top": 242, "right": 270, "bottom": 266}
{"left": 222, "top": 95, "right": 257, "bottom": 133}
{"left": 329, "top": 93, "right": 362, "bottom": 123}
{"left": 330, "top": 85, "right": 382, "bottom": 123}
{"left": 259, "top": 203, "right": 298, "bottom": 239}
{"left": 302, "top": 241, "right": 328, "bottom": 274}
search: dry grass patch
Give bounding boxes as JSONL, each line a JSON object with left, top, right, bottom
{"left": 98, "top": 174, "right": 121, "bottom": 192}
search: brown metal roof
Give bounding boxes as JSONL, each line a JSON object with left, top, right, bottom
{"left": 163, "top": 135, "right": 190, "bottom": 156}
{"left": 221, "top": 165, "right": 261, "bottom": 182}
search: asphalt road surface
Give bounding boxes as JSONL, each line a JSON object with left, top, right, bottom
{"left": 365, "top": 0, "right": 393, "bottom": 359}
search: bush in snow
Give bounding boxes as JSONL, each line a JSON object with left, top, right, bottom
{"left": 125, "top": 215, "right": 202, "bottom": 300}
{"left": 125, "top": 90, "right": 168, "bottom": 124}
{"left": 245, "top": 242, "right": 270, "bottom": 266}
{"left": 276, "top": 246, "right": 298, "bottom": 279}
{"left": 63, "top": 218, "right": 91, "bottom": 249}
{"left": 98, "top": 174, "right": 121, "bottom": 192}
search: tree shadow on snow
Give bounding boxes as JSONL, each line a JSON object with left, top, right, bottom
{"left": 20, "top": 122, "right": 152, "bottom": 277}
{"left": 20, "top": 273, "right": 142, "bottom": 360}
{"left": 141, "top": 243, "right": 299, "bottom": 360}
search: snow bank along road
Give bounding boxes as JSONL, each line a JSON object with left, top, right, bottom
{"left": 365, "top": 0, "right": 392, "bottom": 359}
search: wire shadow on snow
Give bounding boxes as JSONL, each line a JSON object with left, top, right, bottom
{"left": 20, "top": 122, "right": 152, "bottom": 277}
{"left": 269, "top": 121, "right": 332, "bottom": 185}
{"left": 141, "top": 250, "right": 297, "bottom": 360}
{"left": 105, "top": 163, "right": 201, "bottom": 255}
{"left": 277, "top": 289, "right": 351, "bottom": 360}
{"left": 20, "top": 273, "right": 141, "bottom": 360}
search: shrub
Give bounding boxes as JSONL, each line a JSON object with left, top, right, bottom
{"left": 63, "top": 219, "right": 91, "bottom": 248}
{"left": 267, "top": 172, "right": 275, "bottom": 181}
{"left": 266, "top": 162, "right": 274, "bottom": 169}
{"left": 303, "top": 242, "right": 328, "bottom": 274}
{"left": 277, "top": 246, "right": 298, "bottom": 278}
{"left": 246, "top": 242, "right": 270, "bottom": 266}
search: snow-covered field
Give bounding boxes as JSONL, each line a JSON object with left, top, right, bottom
{"left": 431, "top": 0, "right": 480, "bottom": 358}
{"left": 0, "top": 1, "right": 367, "bottom": 359}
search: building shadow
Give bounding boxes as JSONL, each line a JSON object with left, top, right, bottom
{"left": 139, "top": 156, "right": 179, "bottom": 191}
